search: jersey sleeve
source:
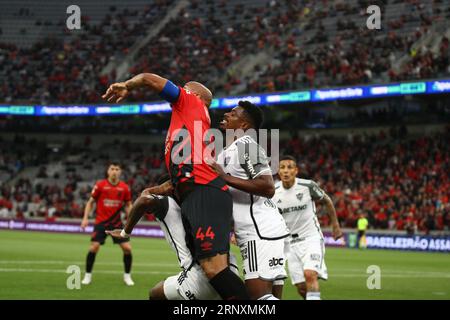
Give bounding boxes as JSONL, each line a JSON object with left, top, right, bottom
{"left": 237, "top": 139, "right": 272, "bottom": 179}
{"left": 90, "top": 181, "right": 102, "bottom": 200}
{"left": 169, "top": 86, "right": 188, "bottom": 112}
{"left": 308, "top": 180, "right": 325, "bottom": 201}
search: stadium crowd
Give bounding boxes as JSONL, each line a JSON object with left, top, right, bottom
{"left": 1, "top": 0, "right": 449, "bottom": 103}
{"left": 1, "top": 127, "right": 448, "bottom": 234}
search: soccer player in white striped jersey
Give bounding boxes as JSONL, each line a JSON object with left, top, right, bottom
{"left": 209, "top": 101, "right": 290, "bottom": 300}
{"left": 272, "top": 155, "right": 343, "bottom": 300}
{"left": 107, "top": 175, "right": 238, "bottom": 300}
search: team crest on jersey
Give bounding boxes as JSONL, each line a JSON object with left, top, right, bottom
{"left": 277, "top": 199, "right": 282, "bottom": 204}
{"left": 296, "top": 193, "right": 303, "bottom": 201}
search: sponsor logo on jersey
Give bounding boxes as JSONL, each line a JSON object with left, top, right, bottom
{"left": 200, "top": 241, "right": 213, "bottom": 251}
{"left": 268, "top": 257, "right": 284, "bottom": 267}
{"left": 310, "top": 253, "right": 321, "bottom": 262}
{"left": 281, "top": 204, "right": 307, "bottom": 214}
{"left": 185, "top": 290, "right": 196, "bottom": 300}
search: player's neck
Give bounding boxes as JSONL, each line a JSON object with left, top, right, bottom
{"left": 282, "top": 179, "right": 296, "bottom": 189}
{"left": 107, "top": 178, "right": 119, "bottom": 186}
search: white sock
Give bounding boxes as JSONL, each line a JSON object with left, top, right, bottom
{"left": 84, "top": 273, "right": 92, "bottom": 278}
{"left": 306, "top": 292, "right": 321, "bottom": 300}
{"left": 258, "top": 294, "right": 279, "bottom": 300}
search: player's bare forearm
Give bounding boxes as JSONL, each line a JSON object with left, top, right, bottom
{"left": 83, "top": 198, "right": 95, "bottom": 220}
{"left": 123, "top": 197, "right": 148, "bottom": 234}
{"left": 323, "top": 194, "right": 338, "bottom": 224}
{"left": 125, "top": 73, "right": 168, "bottom": 92}
{"left": 223, "top": 174, "right": 275, "bottom": 198}
{"left": 321, "top": 194, "right": 343, "bottom": 239}
{"left": 142, "top": 180, "right": 173, "bottom": 196}
{"left": 124, "top": 195, "right": 160, "bottom": 234}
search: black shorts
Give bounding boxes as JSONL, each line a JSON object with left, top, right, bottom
{"left": 91, "top": 223, "right": 129, "bottom": 245}
{"left": 357, "top": 230, "right": 366, "bottom": 238}
{"left": 180, "top": 185, "right": 233, "bottom": 260}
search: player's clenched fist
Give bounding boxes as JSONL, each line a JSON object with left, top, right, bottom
{"left": 102, "top": 82, "right": 129, "bottom": 103}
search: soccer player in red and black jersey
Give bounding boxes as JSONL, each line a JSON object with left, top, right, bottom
{"left": 103, "top": 74, "right": 249, "bottom": 300}
{"left": 80, "top": 163, "right": 134, "bottom": 286}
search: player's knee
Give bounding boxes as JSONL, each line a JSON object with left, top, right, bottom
{"left": 304, "top": 270, "right": 317, "bottom": 283}
{"left": 121, "top": 245, "right": 132, "bottom": 254}
{"left": 149, "top": 281, "right": 166, "bottom": 300}
{"left": 90, "top": 243, "right": 100, "bottom": 253}
{"left": 200, "top": 256, "right": 228, "bottom": 279}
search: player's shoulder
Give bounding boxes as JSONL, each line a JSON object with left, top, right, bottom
{"left": 235, "top": 135, "right": 258, "bottom": 146}
{"left": 96, "top": 179, "right": 107, "bottom": 187}
{"left": 118, "top": 180, "right": 130, "bottom": 188}
{"left": 296, "top": 178, "right": 315, "bottom": 187}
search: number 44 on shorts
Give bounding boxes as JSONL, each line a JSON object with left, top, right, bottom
{"left": 196, "top": 226, "right": 215, "bottom": 241}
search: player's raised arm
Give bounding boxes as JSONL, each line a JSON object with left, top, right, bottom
{"left": 310, "top": 181, "right": 343, "bottom": 240}
{"left": 102, "top": 73, "right": 180, "bottom": 103}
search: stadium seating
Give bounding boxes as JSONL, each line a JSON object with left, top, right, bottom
{"left": 1, "top": 0, "right": 449, "bottom": 104}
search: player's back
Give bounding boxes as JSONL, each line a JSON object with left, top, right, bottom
{"left": 217, "top": 135, "right": 289, "bottom": 244}
{"left": 273, "top": 178, "right": 324, "bottom": 240}
{"left": 165, "top": 87, "right": 227, "bottom": 195}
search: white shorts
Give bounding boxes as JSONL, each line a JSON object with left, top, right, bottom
{"left": 287, "top": 237, "right": 328, "bottom": 285}
{"left": 163, "top": 254, "right": 239, "bottom": 300}
{"left": 239, "top": 238, "right": 287, "bottom": 282}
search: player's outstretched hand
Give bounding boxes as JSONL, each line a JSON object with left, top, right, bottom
{"left": 106, "top": 229, "right": 127, "bottom": 239}
{"left": 332, "top": 223, "right": 343, "bottom": 241}
{"left": 102, "top": 82, "right": 129, "bottom": 103}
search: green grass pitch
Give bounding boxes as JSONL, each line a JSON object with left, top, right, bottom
{"left": 0, "top": 230, "right": 448, "bottom": 300}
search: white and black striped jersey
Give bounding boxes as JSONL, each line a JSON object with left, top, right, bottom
{"left": 272, "top": 178, "right": 325, "bottom": 240}
{"left": 151, "top": 195, "right": 193, "bottom": 270}
{"left": 217, "top": 135, "right": 289, "bottom": 245}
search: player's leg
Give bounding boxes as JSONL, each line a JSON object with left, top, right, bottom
{"left": 245, "top": 278, "right": 275, "bottom": 300}
{"left": 118, "top": 241, "right": 134, "bottom": 286}
{"left": 149, "top": 281, "right": 167, "bottom": 300}
{"left": 301, "top": 239, "right": 327, "bottom": 300}
{"left": 272, "top": 279, "right": 284, "bottom": 299}
{"left": 150, "top": 275, "right": 183, "bottom": 300}
{"left": 182, "top": 186, "right": 249, "bottom": 300}
{"left": 287, "top": 242, "right": 307, "bottom": 299}
{"left": 82, "top": 241, "right": 101, "bottom": 285}
{"left": 303, "top": 270, "right": 321, "bottom": 300}
{"left": 241, "top": 239, "right": 286, "bottom": 300}
{"left": 295, "top": 282, "right": 307, "bottom": 299}
{"left": 82, "top": 224, "right": 106, "bottom": 285}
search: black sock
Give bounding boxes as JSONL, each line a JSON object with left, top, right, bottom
{"left": 209, "top": 267, "right": 249, "bottom": 300}
{"left": 86, "top": 251, "right": 96, "bottom": 273}
{"left": 123, "top": 253, "right": 132, "bottom": 273}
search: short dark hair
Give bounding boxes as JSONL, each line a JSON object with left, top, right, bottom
{"left": 107, "top": 162, "right": 122, "bottom": 168}
{"left": 280, "top": 155, "right": 297, "bottom": 163}
{"left": 238, "top": 100, "right": 264, "bottom": 129}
